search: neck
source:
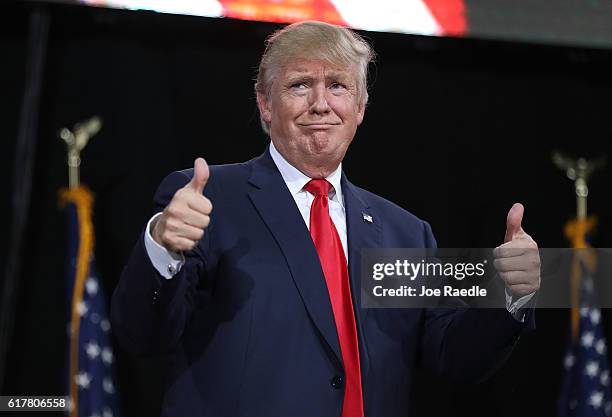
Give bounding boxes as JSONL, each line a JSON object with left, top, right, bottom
{"left": 271, "top": 141, "right": 343, "bottom": 179}
{"left": 295, "top": 163, "right": 338, "bottom": 179}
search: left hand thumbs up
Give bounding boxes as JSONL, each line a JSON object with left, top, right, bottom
{"left": 494, "top": 203, "right": 541, "bottom": 298}
{"left": 504, "top": 203, "right": 525, "bottom": 243}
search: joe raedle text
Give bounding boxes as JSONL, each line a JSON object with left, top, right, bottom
{"left": 372, "top": 285, "right": 487, "bottom": 297}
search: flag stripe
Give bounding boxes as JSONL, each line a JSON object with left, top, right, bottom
{"left": 421, "top": 0, "right": 466, "bottom": 35}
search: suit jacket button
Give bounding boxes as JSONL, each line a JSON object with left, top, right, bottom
{"left": 152, "top": 289, "right": 160, "bottom": 305}
{"left": 330, "top": 375, "right": 343, "bottom": 389}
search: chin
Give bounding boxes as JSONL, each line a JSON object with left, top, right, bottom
{"left": 307, "top": 134, "right": 338, "bottom": 152}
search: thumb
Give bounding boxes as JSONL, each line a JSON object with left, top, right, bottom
{"left": 504, "top": 202, "right": 525, "bottom": 243}
{"left": 188, "top": 158, "right": 209, "bottom": 194}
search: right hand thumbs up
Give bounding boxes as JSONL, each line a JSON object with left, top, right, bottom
{"left": 152, "top": 158, "right": 213, "bottom": 252}
{"left": 188, "top": 157, "right": 209, "bottom": 194}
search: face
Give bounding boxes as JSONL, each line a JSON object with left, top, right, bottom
{"left": 257, "top": 59, "right": 365, "bottom": 178}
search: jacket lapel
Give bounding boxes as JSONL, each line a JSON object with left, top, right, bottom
{"left": 342, "top": 175, "right": 382, "bottom": 378}
{"left": 247, "top": 150, "right": 343, "bottom": 368}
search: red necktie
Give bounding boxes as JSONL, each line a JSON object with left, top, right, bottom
{"left": 304, "top": 179, "right": 364, "bottom": 417}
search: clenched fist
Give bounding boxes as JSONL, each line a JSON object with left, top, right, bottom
{"left": 152, "top": 158, "right": 213, "bottom": 252}
{"left": 493, "top": 203, "right": 541, "bottom": 298}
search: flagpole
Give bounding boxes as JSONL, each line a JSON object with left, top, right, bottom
{"left": 58, "top": 117, "right": 102, "bottom": 416}
{"left": 552, "top": 152, "right": 605, "bottom": 337}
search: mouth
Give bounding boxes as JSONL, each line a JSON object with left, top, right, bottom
{"left": 299, "top": 123, "right": 338, "bottom": 130}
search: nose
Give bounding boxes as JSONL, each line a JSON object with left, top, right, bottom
{"left": 309, "top": 84, "right": 331, "bottom": 115}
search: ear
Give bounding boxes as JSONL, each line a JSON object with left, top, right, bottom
{"left": 356, "top": 101, "right": 366, "bottom": 126}
{"left": 256, "top": 91, "right": 272, "bottom": 123}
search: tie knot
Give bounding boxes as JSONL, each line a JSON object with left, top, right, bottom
{"left": 304, "top": 179, "right": 332, "bottom": 197}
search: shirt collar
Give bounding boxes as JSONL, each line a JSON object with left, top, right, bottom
{"left": 269, "top": 141, "right": 344, "bottom": 206}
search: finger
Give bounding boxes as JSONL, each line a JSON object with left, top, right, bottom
{"left": 171, "top": 236, "right": 199, "bottom": 252}
{"left": 188, "top": 158, "right": 209, "bottom": 194}
{"left": 498, "top": 270, "right": 530, "bottom": 286}
{"left": 158, "top": 221, "right": 198, "bottom": 251}
{"left": 181, "top": 210, "right": 210, "bottom": 229}
{"left": 504, "top": 202, "right": 525, "bottom": 243}
{"left": 493, "top": 245, "right": 527, "bottom": 259}
{"left": 494, "top": 257, "right": 531, "bottom": 273}
{"left": 186, "top": 194, "right": 213, "bottom": 215}
{"left": 176, "top": 223, "right": 206, "bottom": 241}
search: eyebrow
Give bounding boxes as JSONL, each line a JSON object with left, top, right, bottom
{"left": 284, "top": 70, "right": 353, "bottom": 83}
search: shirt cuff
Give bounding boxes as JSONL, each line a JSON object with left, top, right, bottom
{"left": 505, "top": 289, "right": 536, "bottom": 322}
{"left": 144, "top": 212, "right": 185, "bottom": 279}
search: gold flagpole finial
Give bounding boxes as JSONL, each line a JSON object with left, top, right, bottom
{"left": 552, "top": 151, "right": 606, "bottom": 221}
{"left": 59, "top": 116, "right": 103, "bottom": 189}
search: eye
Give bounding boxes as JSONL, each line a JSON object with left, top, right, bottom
{"left": 330, "top": 82, "right": 347, "bottom": 91}
{"left": 290, "top": 82, "right": 308, "bottom": 89}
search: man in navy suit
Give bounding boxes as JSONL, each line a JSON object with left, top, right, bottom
{"left": 111, "top": 21, "right": 540, "bottom": 417}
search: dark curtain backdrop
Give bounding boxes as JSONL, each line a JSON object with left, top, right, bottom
{"left": 2, "top": 2, "right": 612, "bottom": 417}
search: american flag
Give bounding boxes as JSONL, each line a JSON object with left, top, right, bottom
{"left": 61, "top": 187, "right": 122, "bottom": 417}
{"left": 559, "top": 258, "right": 612, "bottom": 417}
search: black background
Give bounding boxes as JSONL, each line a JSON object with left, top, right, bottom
{"left": 1, "top": 2, "right": 612, "bottom": 416}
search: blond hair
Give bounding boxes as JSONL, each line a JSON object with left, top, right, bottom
{"left": 255, "top": 21, "right": 375, "bottom": 135}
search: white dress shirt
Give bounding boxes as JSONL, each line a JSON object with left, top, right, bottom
{"left": 268, "top": 141, "right": 348, "bottom": 260}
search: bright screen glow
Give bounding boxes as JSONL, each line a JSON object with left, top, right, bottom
{"left": 78, "top": 0, "right": 467, "bottom": 37}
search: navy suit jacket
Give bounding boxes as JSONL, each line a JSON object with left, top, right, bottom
{"left": 111, "top": 148, "right": 533, "bottom": 417}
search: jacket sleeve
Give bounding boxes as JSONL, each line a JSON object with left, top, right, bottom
{"left": 418, "top": 220, "right": 536, "bottom": 383}
{"left": 111, "top": 170, "right": 213, "bottom": 355}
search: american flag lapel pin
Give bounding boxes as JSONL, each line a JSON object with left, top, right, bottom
{"left": 362, "top": 213, "right": 373, "bottom": 223}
